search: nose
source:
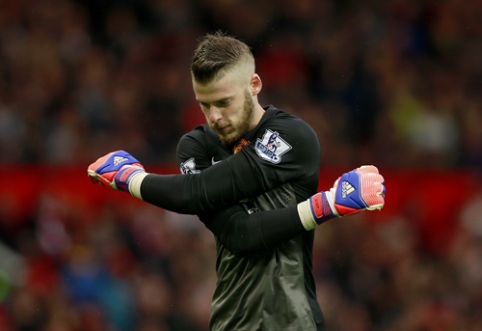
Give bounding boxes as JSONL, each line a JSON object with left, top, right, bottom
{"left": 208, "top": 106, "right": 222, "bottom": 124}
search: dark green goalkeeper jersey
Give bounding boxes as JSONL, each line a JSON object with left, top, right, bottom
{"left": 140, "top": 105, "right": 326, "bottom": 330}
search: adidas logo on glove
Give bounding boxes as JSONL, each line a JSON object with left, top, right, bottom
{"left": 113, "top": 156, "right": 129, "bottom": 166}
{"left": 341, "top": 181, "right": 355, "bottom": 198}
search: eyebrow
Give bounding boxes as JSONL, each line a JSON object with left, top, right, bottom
{"left": 198, "top": 97, "right": 232, "bottom": 105}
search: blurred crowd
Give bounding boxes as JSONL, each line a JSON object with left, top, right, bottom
{"left": 1, "top": 0, "right": 482, "bottom": 330}
{"left": 0, "top": 0, "right": 481, "bottom": 168}
{"left": 1, "top": 178, "right": 482, "bottom": 331}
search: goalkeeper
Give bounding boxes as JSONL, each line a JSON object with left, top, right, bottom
{"left": 88, "top": 32, "right": 386, "bottom": 331}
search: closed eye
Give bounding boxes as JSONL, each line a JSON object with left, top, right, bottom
{"left": 215, "top": 99, "right": 231, "bottom": 108}
{"left": 198, "top": 98, "right": 232, "bottom": 109}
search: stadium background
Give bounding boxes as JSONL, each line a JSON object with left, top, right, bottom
{"left": 0, "top": 0, "right": 481, "bottom": 330}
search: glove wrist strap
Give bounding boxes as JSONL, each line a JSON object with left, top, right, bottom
{"left": 297, "top": 190, "right": 339, "bottom": 231}
{"left": 323, "top": 188, "right": 339, "bottom": 217}
{"left": 128, "top": 172, "right": 148, "bottom": 199}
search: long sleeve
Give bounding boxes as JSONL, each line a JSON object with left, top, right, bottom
{"left": 140, "top": 151, "right": 267, "bottom": 214}
{"left": 201, "top": 204, "right": 306, "bottom": 256}
{"left": 140, "top": 110, "right": 321, "bottom": 215}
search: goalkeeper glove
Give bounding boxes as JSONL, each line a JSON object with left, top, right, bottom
{"left": 298, "top": 165, "right": 386, "bottom": 230}
{"left": 87, "top": 150, "right": 147, "bottom": 196}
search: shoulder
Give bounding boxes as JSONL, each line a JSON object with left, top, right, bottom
{"left": 254, "top": 106, "right": 320, "bottom": 156}
{"left": 176, "top": 125, "right": 216, "bottom": 173}
{"left": 259, "top": 105, "right": 317, "bottom": 138}
{"left": 178, "top": 124, "right": 223, "bottom": 150}
{"left": 238, "top": 105, "right": 320, "bottom": 167}
{"left": 179, "top": 124, "right": 211, "bottom": 143}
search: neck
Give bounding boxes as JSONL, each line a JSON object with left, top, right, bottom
{"left": 249, "top": 103, "right": 265, "bottom": 130}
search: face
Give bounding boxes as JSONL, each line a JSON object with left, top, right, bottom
{"left": 193, "top": 70, "right": 255, "bottom": 145}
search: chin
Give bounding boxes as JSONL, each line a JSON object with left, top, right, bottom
{"left": 219, "top": 132, "right": 240, "bottom": 145}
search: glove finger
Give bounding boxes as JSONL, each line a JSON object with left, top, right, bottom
{"left": 361, "top": 174, "right": 385, "bottom": 207}
{"left": 357, "top": 165, "right": 379, "bottom": 175}
{"left": 87, "top": 170, "right": 101, "bottom": 184}
{"left": 87, "top": 170, "right": 114, "bottom": 188}
{"left": 366, "top": 202, "right": 384, "bottom": 211}
{"left": 88, "top": 152, "right": 115, "bottom": 173}
{"left": 380, "top": 182, "right": 386, "bottom": 197}
{"left": 367, "top": 181, "right": 385, "bottom": 210}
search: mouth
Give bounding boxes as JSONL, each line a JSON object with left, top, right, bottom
{"left": 215, "top": 125, "right": 232, "bottom": 135}
{"left": 214, "top": 126, "right": 238, "bottom": 144}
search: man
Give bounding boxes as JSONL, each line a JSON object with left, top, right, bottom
{"left": 88, "top": 31, "right": 386, "bottom": 331}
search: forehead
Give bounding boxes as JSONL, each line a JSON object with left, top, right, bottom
{"left": 192, "top": 69, "right": 246, "bottom": 102}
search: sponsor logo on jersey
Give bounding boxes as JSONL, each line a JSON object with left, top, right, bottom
{"left": 180, "top": 157, "right": 201, "bottom": 174}
{"left": 211, "top": 157, "right": 222, "bottom": 165}
{"left": 255, "top": 129, "right": 291, "bottom": 164}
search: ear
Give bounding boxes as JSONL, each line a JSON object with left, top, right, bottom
{"left": 250, "top": 74, "right": 262, "bottom": 96}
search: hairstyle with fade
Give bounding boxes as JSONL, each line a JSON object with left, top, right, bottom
{"left": 191, "top": 31, "right": 255, "bottom": 85}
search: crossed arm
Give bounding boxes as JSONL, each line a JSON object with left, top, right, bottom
{"left": 88, "top": 150, "right": 386, "bottom": 255}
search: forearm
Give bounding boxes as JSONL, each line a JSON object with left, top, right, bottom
{"left": 139, "top": 172, "right": 241, "bottom": 214}
{"left": 211, "top": 207, "right": 306, "bottom": 255}
{"left": 137, "top": 155, "right": 267, "bottom": 214}
{"left": 206, "top": 206, "right": 312, "bottom": 256}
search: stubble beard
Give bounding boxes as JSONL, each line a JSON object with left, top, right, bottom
{"left": 217, "top": 90, "right": 254, "bottom": 146}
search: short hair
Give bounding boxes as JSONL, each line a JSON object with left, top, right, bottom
{"left": 191, "top": 31, "right": 254, "bottom": 84}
